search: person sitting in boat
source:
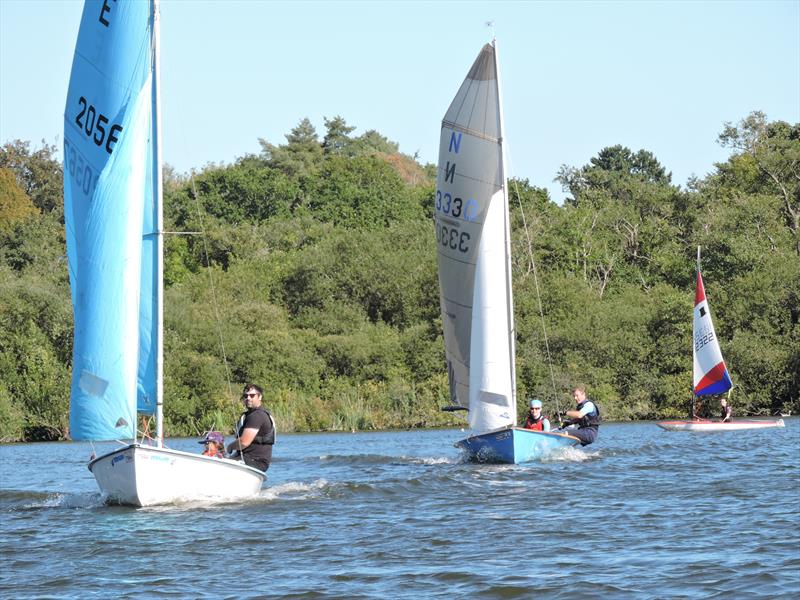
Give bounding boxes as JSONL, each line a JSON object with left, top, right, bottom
{"left": 720, "top": 397, "right": 732, "bottom": 422}
{"left": 559, "top": 385, "right": 600, "bottom": 446}
{"left": 523, "top": 398, "right": 550, "bottom": 431}
{"left": 226, "top": 383, "right": 275, "bottom": 472}
{"left": 199, "top": 431, "right": 225, "bottom": 458}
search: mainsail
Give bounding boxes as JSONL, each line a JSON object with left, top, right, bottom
{"left": 692, "top": 249, "right": 732, "bottom": 396}
{"left": 64, "top": 0, "right": 158, "bottom": 440}
{"left": 434, "top": 42, "right": 516, "bottom": 434}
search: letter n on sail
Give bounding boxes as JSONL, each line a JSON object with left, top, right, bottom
{"left": 449, "top": 131, "right": 462, "bottom": 154}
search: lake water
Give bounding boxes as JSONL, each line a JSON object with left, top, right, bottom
{"left": 1, "top": 420, "right": 798, "bottom": 598}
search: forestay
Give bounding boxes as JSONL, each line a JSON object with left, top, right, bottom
{"left": 434, "top": 42, "right": 516, "bottom": 434}
{"left": 64, "top": 0, "right": 158, "bottom": 440}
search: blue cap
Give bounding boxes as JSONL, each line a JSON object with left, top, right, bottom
{"left": 529, "top": 399, "right": 542, "bottom": 408}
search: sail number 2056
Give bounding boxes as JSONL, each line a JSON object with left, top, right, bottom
{"left": 436, "top": 222, "right": 470, "bottom": 253}
{"left": 74, "top": 96, "right": 123, "bottom": 154}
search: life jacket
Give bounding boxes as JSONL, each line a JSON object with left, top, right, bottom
{"left": 577, "top": 401, "right": 601, "bottom": 430}
{"left": 238, "top": 407, "right": 276, "bottom": 445}
{"left": 525, "top": 415, "right": 548, "bottom": 431}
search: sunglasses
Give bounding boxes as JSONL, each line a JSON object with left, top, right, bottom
{"left": 244, "top": 392, "right": 259, "bottom": 398}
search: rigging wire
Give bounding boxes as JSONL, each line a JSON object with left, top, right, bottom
{"left": 506, "top": 155, "right": 563, "bottom": 420}
{"left": 187, "top": 171, "right": 235, "bottom": 400}
{"left": 185, "top": 174, "right": 247, "bottom": 460}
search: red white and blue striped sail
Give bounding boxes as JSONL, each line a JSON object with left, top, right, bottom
{"left": 692, "top": 256, "right": 732, "bottom": 397}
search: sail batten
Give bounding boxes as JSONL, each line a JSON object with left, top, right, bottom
{"left": 441, "top": 120, "right": 501, "bottom": 144}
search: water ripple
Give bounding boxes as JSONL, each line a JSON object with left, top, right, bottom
{"left": 1, "top": 421, "right": 798, "bottom": 598}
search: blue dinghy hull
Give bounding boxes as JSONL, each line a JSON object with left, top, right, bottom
{"left": 455, "top": 427, "right": 580, "bottom": 464}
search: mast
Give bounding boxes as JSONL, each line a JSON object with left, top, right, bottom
{"left": 494, "top": 39, "right": 517, "bottom": 422}
{"left": 153, "top": 0, "right": 164, "bottom": 447}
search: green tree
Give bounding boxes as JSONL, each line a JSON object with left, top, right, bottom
{"left": 322, "top": 115, "right": 356, "bottom": 155}
{"left": 0, "top": 167, "right": 38, "bottom": 232}
{"left": 0, "top": 140, "right": 63, "bottom": 214}
{"left": 259, "top": 117, "right": 324, "bottom": 177}
{"left": 717, "top": 111, "right": 800, "bottom": 255}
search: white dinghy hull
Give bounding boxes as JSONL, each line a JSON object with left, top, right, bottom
{"left": 89, "top": 444, "right": 266, "bottom": 507}
{"left": 656, "top": 419, "right": 785, "bottom": 432}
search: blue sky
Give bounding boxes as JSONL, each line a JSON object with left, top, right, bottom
{"left": 1, "top": 0, "right": 798, "bottom": 203}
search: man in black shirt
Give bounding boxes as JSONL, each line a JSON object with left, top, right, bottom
{"left": 226, "top": 383, "right": 275, "bottom": 471}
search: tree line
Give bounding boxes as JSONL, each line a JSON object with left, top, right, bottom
{"left": 0, "top": 111, "right": 797, "bottom": 442}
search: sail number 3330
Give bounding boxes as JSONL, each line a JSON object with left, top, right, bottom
{"left": 435, "top": 191, "right": 478, "bottom": 221}
{"left": 74, "top": 96, "right": 123, "bottom": 154}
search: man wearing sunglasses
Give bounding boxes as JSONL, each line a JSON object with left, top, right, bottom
{"left": 226, "top": 383, "right": 275, "bottom": 471}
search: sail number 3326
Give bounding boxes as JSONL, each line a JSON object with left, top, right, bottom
{"left": 74, "top": 96, "right": 123, "bottom": 154}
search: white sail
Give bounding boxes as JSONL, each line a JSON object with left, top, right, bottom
{"left": 435, "top": 42, "right": 515, "bottom": 434}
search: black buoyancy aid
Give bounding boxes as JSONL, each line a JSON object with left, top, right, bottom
{"left": 239, "top": 407, "right": 276, "bottom": 445}
{"left": 578, "top": 401, "right": 601, "bottom": 430}
{"left": 255, "top": 407, "right": 276, "bottom": 445}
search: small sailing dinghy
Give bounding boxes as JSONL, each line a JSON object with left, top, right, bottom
{"left": 656, "top": 419, "right": 784, "bottom": 432}
{"left": 434, "top": 41, "right": 579, "bottom": 463}
{"left": 656, "top": 248, "right": 784, "bottom": 432}
{"left": 64, "top": 0, "right": 265, "bottom": 506}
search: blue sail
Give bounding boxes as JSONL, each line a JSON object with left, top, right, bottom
{"left": 64, "top": 0, "right": 157, "bottom": 441}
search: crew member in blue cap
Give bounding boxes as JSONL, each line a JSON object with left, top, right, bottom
{"left": 523, "top": 398, "right": 550, "bottom": 431}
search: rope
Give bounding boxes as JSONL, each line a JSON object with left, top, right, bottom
{"left": 188, "top": 172, "right": 234, "bottom": 400}
{"left": 508, "top": 175, "right": 563, "bottom": 419}
{"left": 138, "top": 415, "right": 154, "bottom": 443}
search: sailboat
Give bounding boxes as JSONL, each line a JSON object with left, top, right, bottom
{"left": 657, "top": 248, "right": 784, "bottom": 432}
{"left": 434, "top": 41, "right": 579, "bottom": 463}
{"left": 63, "top": 0, "right": 265, "bottom": 506}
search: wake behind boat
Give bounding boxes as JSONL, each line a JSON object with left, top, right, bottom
{"left": 434, "top": 41, "right": 579, "bottom": 464}
{"left": 64, "top": 0, "right": 264, "bottom": 506}
{"left": 656, "top": 419, "right": 785, "bottom": 432}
